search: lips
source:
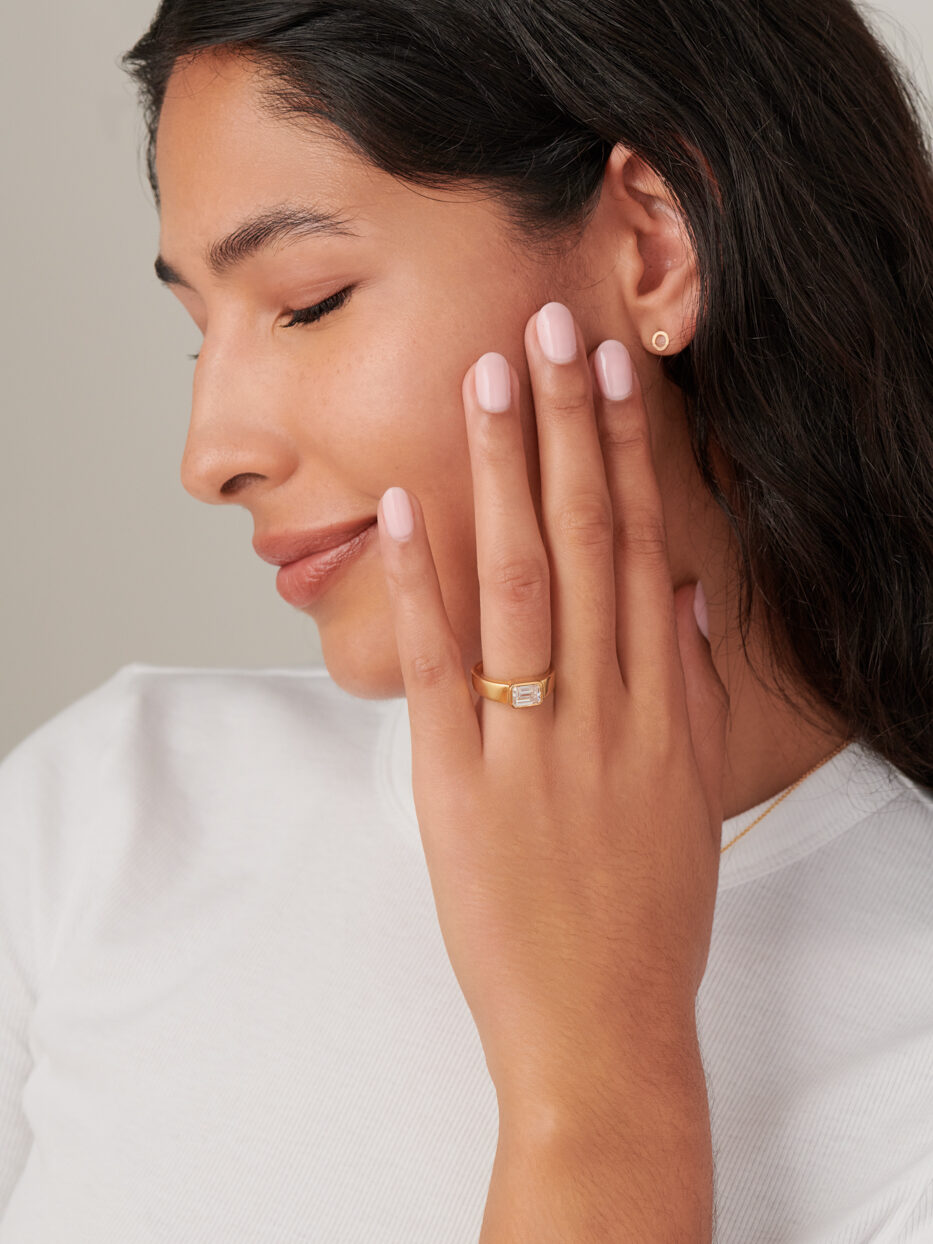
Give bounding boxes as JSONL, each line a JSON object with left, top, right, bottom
{"left": 253, "top": 516, "right": 378, "bottom": 568}
{"left": 273, "top": 519, "right": 378, "bottom": 608}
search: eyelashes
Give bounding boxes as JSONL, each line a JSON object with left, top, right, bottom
{"left": 283, "top": 284, "right": 354, "bottom": 328}
{"left": 187, "top": 284, "right": 355, "bottom": 362}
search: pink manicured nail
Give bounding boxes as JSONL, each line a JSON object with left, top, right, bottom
{"left": 693, "top": 580, "right": 709, "bottom": 640}
{"left": 536, "top": 302, "right": 578, "bottom": 364}
{"left": 475, "top": 352, "right": 512, "bottom": 413}
{"left": 381, "top": 486, "right": 414, "bottom": 541}
{"left": 594, "top": 340, "right": 633, "bottom": 401}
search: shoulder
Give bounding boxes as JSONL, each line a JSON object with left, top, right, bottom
{"left": 0, "top": 663, "right": 142, "bottom": 818}
{"left": 0, "top": 665, "right": 408, "bottom": 1015}
{"left": 108, "top": 662, "right": 391, "bottom": 770}
{"left": 883, "top": 762, "right": 933, "bottom": 823}
{"left": 807, "top": 746, "right": 933, "bottom": 941}
{"left": 854, "top": 751, "right": 933, "bottom": 876}
{"left": 0, "top": 662, "right": 390, "bottom": 823}
{"left": 0, "top": 664, "right": 398, "bottom": 963}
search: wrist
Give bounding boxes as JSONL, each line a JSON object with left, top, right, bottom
{"left": 493, "top": 1010, "right": 707, "bottom": 1145}
{"left": 485, "top": 1048, "right": 713, "bottom": 1244}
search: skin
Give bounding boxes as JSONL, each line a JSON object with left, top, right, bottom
{"left": 155, "top": 48, "right": 851, "bottom": 823}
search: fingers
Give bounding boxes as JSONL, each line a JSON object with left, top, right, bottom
{"left": 464, "top": 352, "right": 554, "bottom": 741}
{"left": 376, "top": 487, "right": 481, "bottom": 775}
{"left": 589, "top": 341, "right": 682, "bottom": 715}
{"left": 379, "top": 301, "right": 687, "bottom": 772}
{"left": 522, "top": 304, "right": 624, "bottom": 714}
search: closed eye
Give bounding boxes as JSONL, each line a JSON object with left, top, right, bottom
{"left": 187, "top": 285, "right": 355, "bottom": 361}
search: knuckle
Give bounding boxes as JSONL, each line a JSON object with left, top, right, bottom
{"left": 616, "top": 512, "right": 668, "bottom": 562}
{"left": 545, "top": 379, "right": 592, "bottom": 419}
{"left": 573, "top": 704, "right": 616, "bottom": 756}
{"left": 483, "top": 553, "right": 549, "bottom": 607}
{"left": 649, "top": 713, "right": 679, "bottom": 763}
{"left": 598, "top": 412, "right": 650, "bottom": 453}
{"left": 408, "top": 650, "right": 454, "bottom": 689}
{"left": 635, "top": 688, "right": 683, "bottom": 759}
{"left": 630, "top": 722, "right": 673, "bottom": 780}
{"left": 556, "top": 496, "right": 613, "bottom": 548}
{"left": 472, "top": 417, "right": 512, "bottom": 467}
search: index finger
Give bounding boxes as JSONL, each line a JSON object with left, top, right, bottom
{"left": 376, "top": 486, "right": 482, "bottom": 779}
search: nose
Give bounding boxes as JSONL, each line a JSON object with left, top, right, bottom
{"left": 179, "top": 356, "right": 299, "bottom": 505}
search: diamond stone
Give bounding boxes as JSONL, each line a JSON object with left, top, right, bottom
{"left": 511, "top": 682, "right": 542, "bottom": 707}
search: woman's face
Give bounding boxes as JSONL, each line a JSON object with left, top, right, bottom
{"left": 155, "top": 48, "right": 715, "bottom": 700}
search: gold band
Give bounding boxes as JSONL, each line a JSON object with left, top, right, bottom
{"left": 651, "top": 330, "right": 670, "bottom": 351}
{"left": 471, "top": 660, "right": 555, "bottom": 708}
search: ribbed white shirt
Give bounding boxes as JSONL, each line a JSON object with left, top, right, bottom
{"left": 0, "top": 664, "right": 931, "bottom": 1242}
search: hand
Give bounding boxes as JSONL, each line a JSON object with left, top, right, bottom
{"left": 375, "top": 302, "right": 730, "bottom": 1123}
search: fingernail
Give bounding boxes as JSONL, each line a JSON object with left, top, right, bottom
{"left": 475, "top": 352, "right": 512, "bottom": 413}
{"left": 693, "top": 580, "right": 709, "bottom": 641}
{"left": 536, "top": 302, "right": 578, "bottom": 363}
{"left": 594, "top": 339, "right": 633, "bottom": 401}
{"left": 381, "top": 486, "right": 414, "bottom": 541}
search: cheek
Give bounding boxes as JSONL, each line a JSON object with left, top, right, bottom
{"left": 350, "top": 345, "right": 473, "bottom": 498}
{"left": 367, "top": 359, "right": 478, "bottom": 591}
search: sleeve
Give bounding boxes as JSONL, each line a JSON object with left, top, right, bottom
{"left": 0, "top": 665, "right": 138, "bottom": 1219}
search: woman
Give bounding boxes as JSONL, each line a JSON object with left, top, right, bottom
{"left": 0, "top": 0, "right": 931, "bottom": 1239}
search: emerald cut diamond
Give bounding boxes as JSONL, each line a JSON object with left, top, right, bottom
{"left": 511, "top": 682, "right": 542, "bottom": 707}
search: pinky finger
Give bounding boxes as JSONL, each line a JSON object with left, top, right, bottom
{"left": 377, "top": 486, "right": 481, "bottom": 773}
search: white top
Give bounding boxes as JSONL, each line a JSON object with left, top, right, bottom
{"left": 0, "top": 663, "right": 931, "bottom": 1243}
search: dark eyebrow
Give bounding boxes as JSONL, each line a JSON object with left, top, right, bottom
{"left": 154, "top": 203, "right": 361, "bottom": 289}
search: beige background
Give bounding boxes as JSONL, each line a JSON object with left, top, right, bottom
{"left": 2, "top": 1, "right": 931, "bottom": 760}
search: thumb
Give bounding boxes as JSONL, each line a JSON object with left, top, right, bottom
{"left": 673, "top": 580, "right": 730, "bottom": 834}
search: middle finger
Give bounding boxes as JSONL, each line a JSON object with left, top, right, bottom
{"left": 525, "top": 302, "right": 623, "bottom": 714}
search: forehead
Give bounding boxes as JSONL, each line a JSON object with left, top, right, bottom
{"left": 154, "top": 50, "right": 388, "bottom": 234}
{"left": 153, "top": 47, "right": 541, "bottom": 284}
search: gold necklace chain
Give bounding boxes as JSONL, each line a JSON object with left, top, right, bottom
{"left": 720, "top": 739, "right": 853, "bottom": 854}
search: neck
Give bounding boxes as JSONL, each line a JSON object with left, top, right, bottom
{"left": 704, "top": 591, "right": 851, "bottom": 823}
{"left": 654, "top": 390, "right": 852, "bottom": 824}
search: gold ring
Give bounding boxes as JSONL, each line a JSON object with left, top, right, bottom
{"left": 471, "top": 661, "right": 555, "bottom": 707}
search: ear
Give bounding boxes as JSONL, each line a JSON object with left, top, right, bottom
{"left": 602, "top": 144, "right": 699, "bottom": 356}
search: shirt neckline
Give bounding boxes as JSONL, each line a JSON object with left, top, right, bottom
{"left": 376, "top": 695, "right": 909, "bottom": 889}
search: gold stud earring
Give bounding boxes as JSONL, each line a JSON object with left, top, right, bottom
{"left": 651, "top": 330, "right": 670, "bottom": 352}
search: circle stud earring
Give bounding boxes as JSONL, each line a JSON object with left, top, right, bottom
{"left": 651, "top": 330, "right": 670, "bottom": 352}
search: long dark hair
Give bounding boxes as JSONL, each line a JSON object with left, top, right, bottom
{"left": 121, "top": 0, "right": 933, "bottom": 790}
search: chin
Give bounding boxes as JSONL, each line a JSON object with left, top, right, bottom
{"left": 317, "top": 621, "right": 408, "bottom": 701}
